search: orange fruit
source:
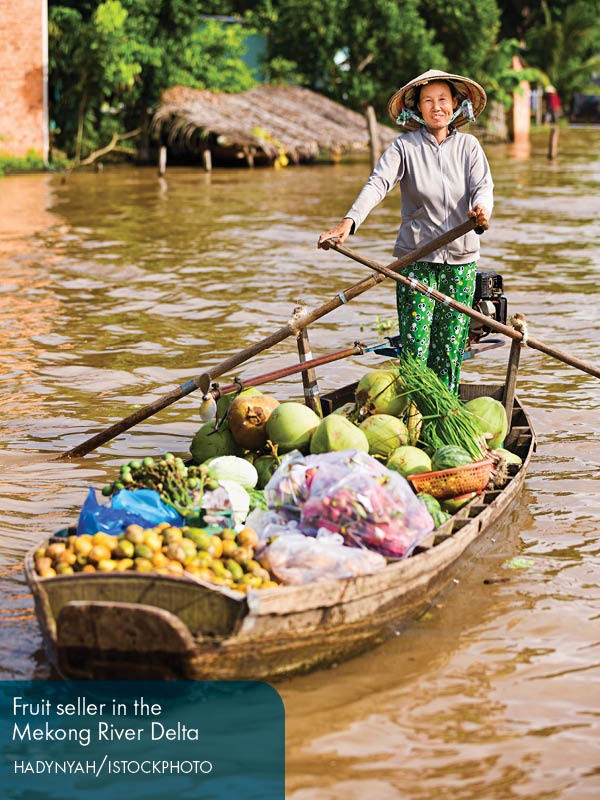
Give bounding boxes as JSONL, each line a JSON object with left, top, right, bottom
{"left": 152, "top": 552, "right": 168, "bottom": 568}
{"left": 236, "top": 527, "right": 259, "bottom": 548}
{"left": 74, "top": 537, "right": 93, "bottom": 556}
{"left": 207, "top": 536, "right": 223, "bottom": 558}
{"left": 88, "top": 544, "right": 111, "bottom": 563}
{"left": 92, "top": 532, "right": 117, "bottom": 551}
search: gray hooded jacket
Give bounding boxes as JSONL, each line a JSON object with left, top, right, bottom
{"left": 345, "top": 127, "right": 494, "bottom": 264}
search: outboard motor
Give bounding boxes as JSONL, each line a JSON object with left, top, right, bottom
{"left": 468, "top": 269, "right": 508, "bottom": 343}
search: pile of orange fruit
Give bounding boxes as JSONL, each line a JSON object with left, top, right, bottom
{"left": 34, "top": 524, "right": 280, "bottom": 594}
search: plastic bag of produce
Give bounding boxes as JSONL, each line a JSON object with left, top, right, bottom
{"left": 77, "top": 487, "right": 183, "bottom": 536}
{"left": 258, "top": 532, "right": 386, "bottom": 585}
{"left": 244, "top": 509, "right": 302, "bottom": 542}
{"left": 300, "top": 466, "right": 433, "bottom": 558}
{"left": 264, "top": 449, "right": 387, "bottom": 518}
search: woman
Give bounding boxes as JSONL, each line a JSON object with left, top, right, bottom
{"left": 318, "top": 69, "right": 493, "bottom": 393}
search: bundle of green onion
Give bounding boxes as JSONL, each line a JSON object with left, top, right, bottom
{"left": 397, "top": 353, "right": 484, "bottom": 460}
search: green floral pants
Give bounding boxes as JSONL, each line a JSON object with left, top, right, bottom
{"left": 396, "top": 261, "right": 477, "bottom": 394}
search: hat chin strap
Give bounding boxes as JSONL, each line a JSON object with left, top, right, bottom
{"left": 396, "top": 98, "right": 476, "bottom": 127}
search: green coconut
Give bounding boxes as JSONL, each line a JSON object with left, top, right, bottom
{"left": 387, "top": 445, "right": 432, "bottom": 477}
{"left": 332, "top": 401, "right": 359, "bottom": 420}
{"left": 310, "top": 414, "right": 369, "bottom": 454}
{"left": 494, "top": 447, "right": 522, "bottom": 467}
{"left": 441, "top": 492, "right": 477, "bottom": 513}
{"left": 254, "top": 455, "right": 279, "bottom": 489}
{"left": 464, "top": 396, "right": 508, "bottom": 449}
{"left": 355, "top": 369, "right": 408, "bottom": 417}
{"left": 190, "top": 422, "right": 242, "bottom": 463}
{"left": 359, "top": 413, "right": 408, "bottom": 458}
{"left": 265, "top": 402, "right": 321, "bottom": 454}
{"left": 216, "top": 386, "right": 262, "bottom": 420}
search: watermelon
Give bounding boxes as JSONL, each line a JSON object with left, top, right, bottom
{"left": 431, "top": 509, "right": 452, "bottom": 528}
{"left": 431, "top": 445, "right": 473, "bottom": 472}
{"left": 417, "top": 492, "right": 441, "bottom": 515}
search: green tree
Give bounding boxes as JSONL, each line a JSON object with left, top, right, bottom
{"left": 49, "top": 2, "right": 141, "bottom": 160}
{"left": 418, "top": 0, "right": 505, "bottom": 104}
{"left": 245, "top": 0, "right": 446, "bottom": 114}
{"left": 524, "top": 0, "right": 600, "bottom": 106}
{"left": 49, "top": 0, "right": 256, "bottom": 159}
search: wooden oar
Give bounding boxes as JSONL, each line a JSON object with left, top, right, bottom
{"left": 203, "top": 343, "right": 367, "bottom": 400}
{"left": 57, "top": 219, "right": 479, "bottom": 460}
{"left": 322, "top": 238, "right": 600, "bottom": 381}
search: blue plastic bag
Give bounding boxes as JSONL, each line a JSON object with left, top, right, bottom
{"left": 76, "top": 487, "right": 184, "bottom": 536}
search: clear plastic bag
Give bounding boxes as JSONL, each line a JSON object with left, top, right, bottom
{"left": 258, "top": 532, "right": 386, "bottom": 585}
{"left": 301, "top": 468, "right": 433, "bottom": 558}
{"left": 265, "top": 449, "right": 387, "bottom": 519}
{"left": 265, "top": 450, "right": 434, "bottom": 558}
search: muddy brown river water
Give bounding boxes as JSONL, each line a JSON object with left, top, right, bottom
{"left": 1, "top": 128, "right": 599, "bottom": 798}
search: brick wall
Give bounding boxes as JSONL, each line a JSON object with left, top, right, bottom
{"left": 0, "top": 0, "right": 47, "bottom": 159}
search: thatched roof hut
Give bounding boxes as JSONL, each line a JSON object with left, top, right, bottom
{"left": 151, "top": 84, "right": 397, "bottom": 165}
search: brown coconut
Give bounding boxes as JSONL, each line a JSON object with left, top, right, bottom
{"left": 228, "top": 394, "right": 280, "bottom": 449}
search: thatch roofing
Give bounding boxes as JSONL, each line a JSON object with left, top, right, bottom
{"left": 152, "top": 84, "right": 398, "bottom": 162}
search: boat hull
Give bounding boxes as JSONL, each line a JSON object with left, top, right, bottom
{"left": 26, "top": 383, "right": 534, "bottom": 680}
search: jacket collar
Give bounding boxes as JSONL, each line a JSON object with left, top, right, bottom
{"left": 420, "top": 126, "right": 458, "bottom": 147}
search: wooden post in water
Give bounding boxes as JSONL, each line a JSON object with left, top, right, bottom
{"left": 202, "top": 149, "right": 212, "bottom": 171}
{"left": 548, "top": 125, "right": 559, "bottom": 160}
{"left": 158, "top": 146, "right": 167, "bottom": 176}
{"left": 366, "top": 105, "right": 380, "bottom": 171}
{"left": 242, "top": 146, "right": 255, "bottom": 168}
{"left": 295, "top": 308, "right": 322, "bottom": 417}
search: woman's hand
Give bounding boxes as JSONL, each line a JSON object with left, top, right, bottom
{"left": 468, "top": 204, "right": 489, "bottom": 230}
{"left": 318, "top": 217, "right": 354, "bottom": 249}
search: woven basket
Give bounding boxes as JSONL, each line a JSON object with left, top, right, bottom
{"left": 408, "top": 459, "right": 493, "bottom": 500}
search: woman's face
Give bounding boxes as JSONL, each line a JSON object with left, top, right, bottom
{"left": 417, "top": 82, "right": 458, "bottom": 129}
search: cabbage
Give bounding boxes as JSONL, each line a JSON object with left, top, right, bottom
{"left": 218, "top": 480, "right": 250, "bottom": 528}
{"left": 207, "top": 456, "right": 258, "bottom": 489}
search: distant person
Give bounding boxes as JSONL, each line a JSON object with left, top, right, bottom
{"left": 545, "top": 86, "right": 560, "bottom": 124}
{"left": 318, "top": 69, "right": 493, "bottom": 394}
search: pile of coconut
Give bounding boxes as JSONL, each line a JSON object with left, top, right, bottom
{"left": 190, "top": 369, "right": 436, "bottom": 487}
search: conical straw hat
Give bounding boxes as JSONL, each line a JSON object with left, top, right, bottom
{"left": 387, "top": 69, "right": 486, "bottom": 130}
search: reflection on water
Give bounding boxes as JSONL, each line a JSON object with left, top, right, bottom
{"left": 1, "top": 129, "right": 599, "bottom": 797}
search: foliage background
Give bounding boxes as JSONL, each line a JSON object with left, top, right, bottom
{"left": 48, "top": 0, "right": 600, "bottom": 160}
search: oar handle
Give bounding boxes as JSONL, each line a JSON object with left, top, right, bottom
{"left": 321, "top": 217, "right": 479, "bottom": 265}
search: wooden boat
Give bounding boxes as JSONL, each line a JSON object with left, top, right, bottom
{"left": 25, "top": 380, "right": 535, "bottom": 681}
